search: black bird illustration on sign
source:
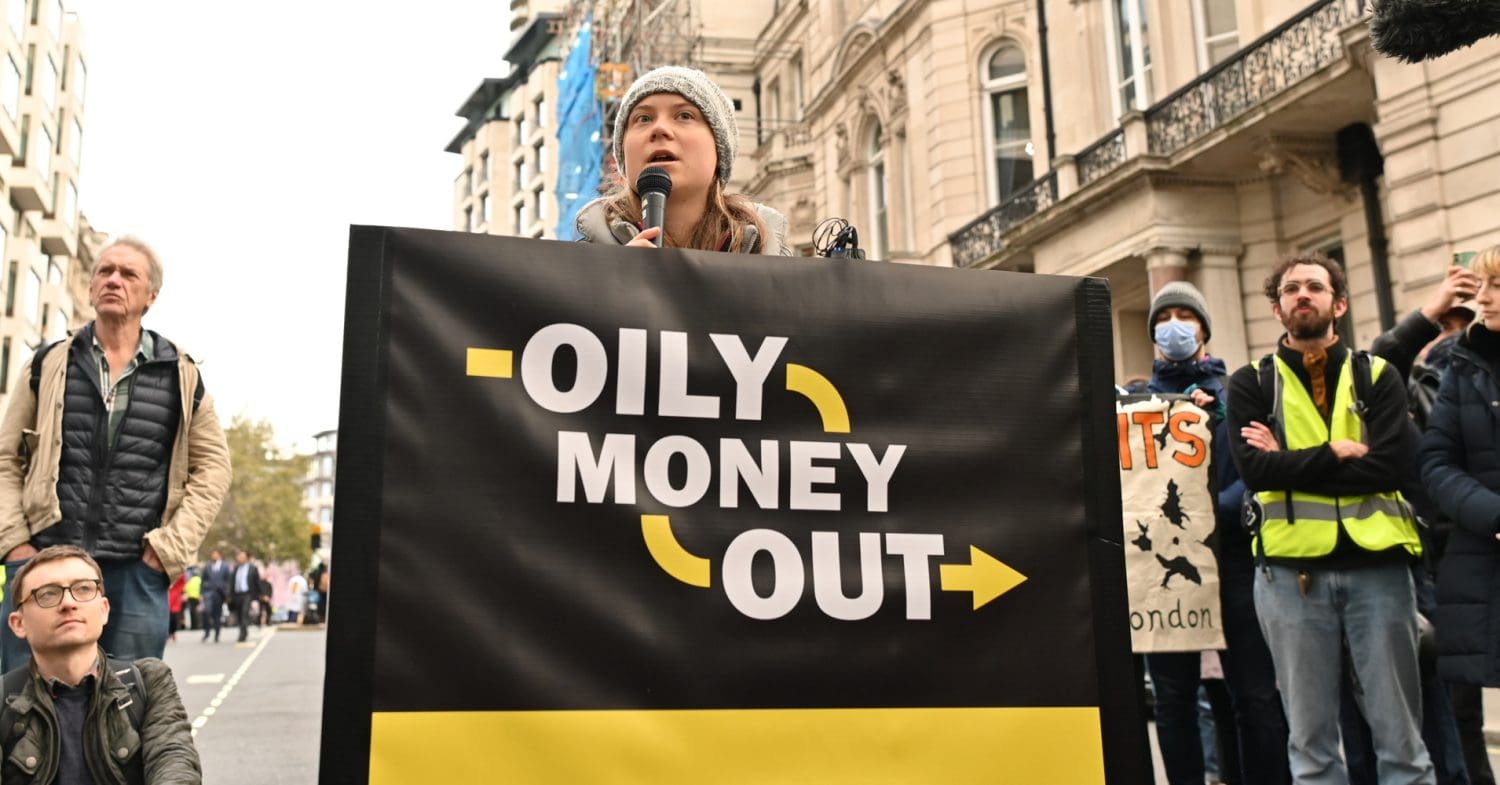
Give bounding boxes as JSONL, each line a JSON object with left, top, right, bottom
{"left": 1160, "top": 479, "right": 1190, "bottom": 529}
{"left": 1131, "top": 521, "right": 1152, "bottom": 552}
{"left": 1156, "top": 554, "right": 1202, "bottom": 588}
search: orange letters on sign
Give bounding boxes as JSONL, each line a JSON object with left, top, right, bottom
{"left": 1131, "top": 411, "right": 1166, "bottom": 469}
{"left": 1168, "top": 411, "right": 1207, "bottom": 468}
{"left": 1117, "top": 413, "right": 1132, "bottom": 470}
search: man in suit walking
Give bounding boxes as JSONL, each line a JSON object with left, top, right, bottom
{"left": 200, "top": 549, "right": 231, "bottom": 643}
{"left": 231, "top": 550, "right": 260, "bottom": 643}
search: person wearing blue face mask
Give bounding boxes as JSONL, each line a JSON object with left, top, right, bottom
{"left": 1130, "top": 280, "right": 1293, "bottom": 785}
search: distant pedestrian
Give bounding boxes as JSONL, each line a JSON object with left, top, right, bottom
{"left": 167, "top": 572, "right": 184, "bottom": 642}
{"left": 0, "top": 235, "right": 232, "bottom": 669}
{"left": 286, "top": 573, "right": 308, "bottom": 625}
{"left": 257, "top": 574, "right": 272, "bottom": 626}
{"left": 231, "top": 551, "right": 260, "bottom": 643}
{"left": 183, "top": 567, "right": 201, "bottom": 630}
{"left": 200, "top": 550, "right": 231, "bottom": 643}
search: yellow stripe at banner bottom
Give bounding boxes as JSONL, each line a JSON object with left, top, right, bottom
{"left": 369, "top": 706, "right": 1104, "bottom": 784}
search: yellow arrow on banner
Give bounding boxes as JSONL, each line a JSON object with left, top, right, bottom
{"left": 939, "top": 546, "right": 1027, "bottom": 610}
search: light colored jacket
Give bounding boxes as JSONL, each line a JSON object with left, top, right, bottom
{"left": 574, "top": 198, "right": 793, "bottom": 256}
{"left": 0, "top": 329, "right": 231, "bottom": 579}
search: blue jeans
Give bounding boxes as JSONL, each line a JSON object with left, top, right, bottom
{"left": 1, "top": 556, "right": 170, "bottom": 670}
{"left": 1255, "top": 563, "right": 1434, "bottom": 785}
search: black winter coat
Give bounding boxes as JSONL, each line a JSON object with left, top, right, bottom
{"left": 1420, "top": 323, "right": 1500, "bottom": 685}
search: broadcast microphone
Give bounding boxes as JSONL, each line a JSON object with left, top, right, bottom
{"left": 636, "top": 166, "right": 672, "bottom": 248}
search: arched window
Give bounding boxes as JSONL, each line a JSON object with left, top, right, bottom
{"left": 867, "top": 120, "right": 889, "bottom": 260}
{"left": 982, "top": 42, "right": 1034, "bottom": 206}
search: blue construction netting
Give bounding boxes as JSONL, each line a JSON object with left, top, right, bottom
{"left": 554, "top": 16, "right": 604, "bottom": 241}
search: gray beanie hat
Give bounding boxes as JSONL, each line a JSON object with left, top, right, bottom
{"left": 612, "top": 66, "right": 737, "bottom": 186}
{"left": 1148, "top": 281, "right": 1212, "bottom": 342}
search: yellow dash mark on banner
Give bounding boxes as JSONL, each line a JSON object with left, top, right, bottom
{"left": 369, "top": 706, "right": 1104, "bottom": 785}
{"left": 785, "top": 363, "right": 851, "bottom": 433}
{"left": 466, "top": 348, "right": 513, "bottom": 378}
{"left": 640, "top": 514, "right": 711, "bottom": 588}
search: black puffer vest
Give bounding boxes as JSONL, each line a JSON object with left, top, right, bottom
{"left": 33, "top": 326, "right": 182, "bottom": 560}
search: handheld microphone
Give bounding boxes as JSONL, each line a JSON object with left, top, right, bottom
{"left": 636, "top": 166, "right": 672, "bottom": 248}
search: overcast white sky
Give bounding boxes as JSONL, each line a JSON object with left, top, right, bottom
{"left": 66, "top": 1, "right": 511, "bottom": 451}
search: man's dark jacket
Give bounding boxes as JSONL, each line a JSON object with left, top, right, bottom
{"left": 0, "top": 648, "right": 200, "bottom": 783}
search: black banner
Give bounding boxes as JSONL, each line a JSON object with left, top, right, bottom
{"left": 321, "top": 227, "right": 1145, "bottom": 784}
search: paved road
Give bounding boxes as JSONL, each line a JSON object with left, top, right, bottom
{"left": 160, "top": 622, "right": 325, "bottom": 785}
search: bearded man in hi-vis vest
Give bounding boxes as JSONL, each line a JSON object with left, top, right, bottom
{"left": 1227, "top": 252, "right": 1433, "bottom": 785}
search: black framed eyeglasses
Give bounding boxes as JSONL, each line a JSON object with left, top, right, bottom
{"left": 16, "top": 579, "right": 103, "bottom": 609}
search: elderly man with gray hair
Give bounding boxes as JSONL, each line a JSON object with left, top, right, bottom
{"left": 0, "top": 235, "right": 231, "bottom": 669}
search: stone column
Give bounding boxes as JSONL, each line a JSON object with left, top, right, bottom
{"left": 1193, "top": 247, "right": 1249, "bottom": 369}
{"left": 1145, "top": 247, "right": 1189, "bottom": 292}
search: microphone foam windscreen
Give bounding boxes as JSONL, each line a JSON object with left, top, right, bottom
{"left": 636, "top": 166, "right": 673, "bottom": 198}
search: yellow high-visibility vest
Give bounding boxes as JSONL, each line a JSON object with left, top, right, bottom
{"left": 1253, "top": 353, "right": 1421, "bottom": 559}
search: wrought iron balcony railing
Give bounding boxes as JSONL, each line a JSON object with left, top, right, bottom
{"left": 1147, "top": 0, "right": 1365, "bottom": 155}
{"left": 1076, "top": 129, "right": 1126, "bottom": 188}
{"left": 950, "top": 172, "right": 1057, "bottom": 268}
{"left": 949, "top": 0, "right": 1368, "bottom": 269}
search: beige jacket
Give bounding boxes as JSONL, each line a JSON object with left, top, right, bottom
{"left": 0, "top": 330, "right": 231, "bottom": 579}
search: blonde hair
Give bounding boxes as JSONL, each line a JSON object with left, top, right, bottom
{"left": 1470, "top": 245, "right": 1500, "bottom": 278}
{"left": 598, "top": 177, "right": 767, "bottom": 253}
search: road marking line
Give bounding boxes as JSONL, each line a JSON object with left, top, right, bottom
{"left": 185, "top": 674, "right": 224, "bottom": 685}
{"left": 189, "top": 628, "right": 276, "bottom": 739}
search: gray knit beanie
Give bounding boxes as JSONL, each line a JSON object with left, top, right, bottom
{"left": 612, "top": 66, "right": 737, "bottom": 186}
{"left": 1148, "top": 281, "right": 1212, "bottom": 342}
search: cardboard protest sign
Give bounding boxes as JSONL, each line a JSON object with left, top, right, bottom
{"left": 1117, "top": 395, "right": 1225, "bottom": 652}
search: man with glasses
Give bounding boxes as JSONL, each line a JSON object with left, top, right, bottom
{"left": 1, "top": 544, "right": 199, "bottom": 783}
{"left": 0, "top": 236, "right": 232, "bottom": 669}
{"left": 1227, "top": 253, "right": 1433, "bottom": 784}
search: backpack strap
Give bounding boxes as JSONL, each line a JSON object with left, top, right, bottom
{"left": 105, "top": 656, "right": 147, "bottom": 731}
{"left": 28, "top": 340, "right": 62, "bottom": 397}
{"left": 1350, "top": 350, "right": 1374, "bottom": 421}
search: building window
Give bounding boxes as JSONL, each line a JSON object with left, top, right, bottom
{"left": 463, "top": 206, "right": 472, "bottom": 233}
{"left": 766, "top": 78, "right": 781, "bottom": 133}
{"left": 4, "top": 261, "right": 15, "bottom": 317}
{"left": 534, "top": 141, "right": 545, "bottom": 174}
{"left": 534, "top": 186, "right": 545, "bottom": 223}
{"left": 516, "top": 157, "right": 529, "bottom": 190}
{"left": 517, "top": 114, "right": 529, "bottom": 146}
{"left": 68, "top": 115, "right": 79, "bottom": 163}
{"left": 478, "top": 151, "right": 489, "bottom": 183}
{"left": 1108, "top": 0, "right": 1153, "bottom": 115}
{"left": 46, "top": 257, "right": 59, "bottom": 284}
{"left": 6, "top": 0, "right": 21, "bottom": 42}
{"left": 866, "top": 121, "right": 889, "bottom": 261}
{"left": 790, "top": 53, "right": 805, "bottom": 121}
{"left": 319, "top": 507, "right": 333, "bottom": 524}
{"left": 981, "top": 42, "right": 1034, "bottom": 206}
{"left": 1, "top": 55, "right": 17, "bottom": 119}
{"left": 34, "top": 122, "right": 48, "bottom": 179}
{"left": 0, "top": 337, "right": 10, "bottom": 393}
{"left": 461, "top": 167, "right": 472, "bottom": 196}
{"left": 38, "top": 54, "right": 54, "bottom": 109}
{"left": 62, "top": 180, "right": 74, "bottom": 228}
{"left": 1194, "top": 0, "right": 1239, "bottom": 69}
{"left": 24, "top": 267, "right": 39, "bottom": 325}
{"left": 534, "top": 95, "right": 546, "bottom": 129}
{"left": 479, "top": 193, "right": 490, "bottom": 227}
